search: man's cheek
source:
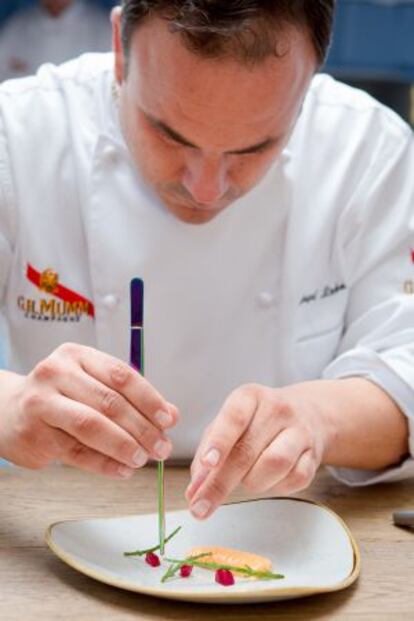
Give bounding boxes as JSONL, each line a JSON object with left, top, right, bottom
{"left": 140, "top": 135, "right": 177, "bottom": 177}
{"left": 153, "top": 147, "right": 184, "bottom": 183}
{"left": 236, "top": 155, "right": 278, "bottom": 190}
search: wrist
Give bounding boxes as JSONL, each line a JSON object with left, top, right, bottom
{"left": 286, "top": 377, "right": 409, "bottom": 470}
{"left": 278, "top": 379, "right": 340, "bottom": 466}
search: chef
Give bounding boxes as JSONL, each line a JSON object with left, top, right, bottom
{"left": 0, "top": 0, "right": 413, "bottom": 521}
{"left": 0, "top": 0, "right": 111, "bottom": 83}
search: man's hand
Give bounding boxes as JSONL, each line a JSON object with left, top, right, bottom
{"left": 186, "top": 383, "right": 329, "bottom": 519}
{"left": 186, "top": 378, "right": 409, "bottom": 520}
{"left": 0, "top": 343, "right": 179, "bottom": 478}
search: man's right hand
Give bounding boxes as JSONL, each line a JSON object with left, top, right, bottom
{"left": 0, "top": 343, "right": 179, "bottom": 478}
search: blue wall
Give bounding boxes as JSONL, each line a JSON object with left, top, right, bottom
{"left": 326, "top": 1, "right": 414, "bottom": 82}
{"left": 0, "top": 0, "right": 38, "bottom": 22}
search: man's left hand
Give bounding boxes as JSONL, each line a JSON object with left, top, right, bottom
{"left": 186, "top": 383, "right": 331, "bottom": 520}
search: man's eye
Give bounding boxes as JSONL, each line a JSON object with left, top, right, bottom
{"left": 160, "top": 132, "right": 186, "bottom": 148}
{"left": 244, "top": 148, "right": 266, "bottom": 156}
{"left": 235, "top": 147, "right": 267, "bottom": 157}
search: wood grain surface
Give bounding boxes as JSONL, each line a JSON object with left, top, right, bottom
{"left": 0, "top": 465, "right": 413, "bottom": 620}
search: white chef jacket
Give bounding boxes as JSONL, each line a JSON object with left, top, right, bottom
{"left": 0, "top": 54, "right": 413, "bottom": 485}
{"left": 0, "top": 1, "right": 111, "bottom": 83}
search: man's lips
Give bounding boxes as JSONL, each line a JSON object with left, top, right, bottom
{"left": 169, "top": 195, "right": 230, "bottom": 212}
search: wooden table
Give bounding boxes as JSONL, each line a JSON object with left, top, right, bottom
{"left": 0, "top": 465, "right": 413, "bottom": 620}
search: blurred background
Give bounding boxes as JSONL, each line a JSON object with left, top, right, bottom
{"left": 0, "top": 0, "right": 413, "bottom": 375}
{"left": 327, "top": 0, "right": 414, "bottom": 127}
{"left": 0, "top": 0, "right": 413, "bottom": 119}
{"left": 0, "top": 0, "right": 116, "bottom": 81}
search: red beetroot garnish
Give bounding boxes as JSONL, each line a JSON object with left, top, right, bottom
{"left": 180, "top": 564, "right": 193, "bottom": 578}
{"left": 215, "top": 569, "right": 235, "bottom": 586}
{"left": 145, "top": 552, "right": 161, "bottom": 567}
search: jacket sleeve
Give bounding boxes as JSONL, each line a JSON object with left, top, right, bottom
{"left": 322, "top": 118, "right": 414, "bottom": 485}
{"left": 0, "top": 106, "right": 15, "bottom": 311}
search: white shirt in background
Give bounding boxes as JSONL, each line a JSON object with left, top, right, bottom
{"left": 0, "top": 1, "right": 111, "bottom": 82}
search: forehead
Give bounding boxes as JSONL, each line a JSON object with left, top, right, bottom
{"left": 126, "top": 18, "right": 316, "bottom": 148}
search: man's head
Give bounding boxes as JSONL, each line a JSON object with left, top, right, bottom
{"left": 41, "top": 0, "right": 74, "bottom": 18}
{"left": 112, "top": 1, "right": 335, "bottom": 224}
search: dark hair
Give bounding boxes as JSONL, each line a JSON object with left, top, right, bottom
{"left": 121, "top": 0, "right": 335, "bottom": 67}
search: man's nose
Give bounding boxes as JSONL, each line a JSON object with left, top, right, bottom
{"left": 182, "top": 153, "right": 229, "bottom": 205}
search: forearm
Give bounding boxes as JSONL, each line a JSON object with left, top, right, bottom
{"left": 0, "top": 370, "right": 23, "bottom": 459}
{"left": 284, "top": 378, "right": 409, "bottom": 470}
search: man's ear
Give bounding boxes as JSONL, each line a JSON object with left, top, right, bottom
{"left": 111, "top": 6, "right": 125, "bottom": 84}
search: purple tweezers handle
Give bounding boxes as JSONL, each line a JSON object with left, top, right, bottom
{"left": 130, "top": 278, "right": 144, "bottom": 374}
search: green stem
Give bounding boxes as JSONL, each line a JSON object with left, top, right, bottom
{"left": 123, "top": 525, "right": 181, "bottom": 557}
{"left": 160, "top": 554, "right": 212, "bottom": 583}
{"left": 162, "top": 555, "right": 284, "bottom": 582}
{"left": 158, "top": 460, "right": 165, "bottom": 555}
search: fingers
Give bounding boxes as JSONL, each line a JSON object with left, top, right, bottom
{"left": 266, "top": 449, "right": 318, "bottom": 496}
{"left": 187, "top": 420, "right": 269, "bottom": 520}
{"left": 187, "top": 422, "right": 213, "bottom": 491}
{"left": 75, "top": 344, "right": 179, "bottom": 430}
{"left": 56, "top": 365, "right": 172, "bottom": 461}
{"left": 241, "top": 427, "right": 310, "bottom": 493}
{"left": 190, "top": 385, "right": 259, "bottom": 478}
{"left": 186, "top": 386, "right": 319, "bottom": 520}
{"left": 189, "top": 441, "right": 316, "bottom": 520}
{"left": 12, "top": 345, "right": 180, "bottom": 477}
{"left": 32, "top": 343, "right": 180, "bottom": 463}
{"left": 63, "top": 446, "right": 136, "bottom": 480}
{"left": 187, "top": 387, "right": 279, "bottom": 518}
{"left": 43, "top": 394, "right": 151, "bottom": 469}
{"left": 185, "top": 466, "right": 210, "bottom": 501}
{"left": 47, "top": 427, "right": 137, "bottom": 480}
{"left": 10, "top": 420, "right": 137, "bottom": 480}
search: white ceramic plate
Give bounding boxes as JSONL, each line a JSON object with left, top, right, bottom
{"left": 45, "top": 498, "right": 360, "bottom": 604}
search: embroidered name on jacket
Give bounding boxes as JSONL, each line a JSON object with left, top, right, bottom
{"left": 300, "top": 283, "right": 346, "bottom": 305}
{"left": 17, "top": 264, "right": 95, "bottom": 322}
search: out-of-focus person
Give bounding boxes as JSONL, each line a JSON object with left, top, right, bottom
{"left": 0, "top": 0, "right": 111, "bottom": 82}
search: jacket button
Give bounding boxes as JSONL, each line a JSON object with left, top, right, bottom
{"left": 102, "top": 144, "right": 117, "bottom": 162}
{"left": 102, "top": 294, "right": 119, "bottom": 309}
{"left": 257, "top": 291, "right": 276, "bottom": 309}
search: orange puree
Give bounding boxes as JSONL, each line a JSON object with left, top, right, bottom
{"left": 186, "top": 546, "right": 272, "bottom": 576}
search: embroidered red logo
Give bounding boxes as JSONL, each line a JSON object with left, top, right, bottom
{"left": 17, "top": 264, "right": 95, "bottom": 321}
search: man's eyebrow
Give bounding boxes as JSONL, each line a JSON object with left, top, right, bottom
{"left": 146, "top": 113, "right": 280, "bottom": 155}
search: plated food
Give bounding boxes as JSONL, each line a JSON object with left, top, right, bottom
{"left": 46, "top": 498, "right": 360, "bottom": 603}
{"left": 125, "top": 535, "right": 283, "bottom": 586}
{"left": 123, "top": 524, "right": 284, "bottom": 586}
{"left": 186, "top": 546, "right": 273, "bottom": 575}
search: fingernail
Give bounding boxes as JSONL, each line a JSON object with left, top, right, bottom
{"left": 132, "top": 447, "right": 148, "bottom": 467}
{"left": 190, "top": 499, "right": 212, "bottom": 519}
{"left": 154, "top": 439, "right": 171, "bottom": 460}
{"left": 118, "top": 465, "right": 134, "bottom": 479}
{"left": 155, "top": 410, "right": 173, "bottom": 428}
{"left": 203, "top": 448, "right": 221, "bottom": 468}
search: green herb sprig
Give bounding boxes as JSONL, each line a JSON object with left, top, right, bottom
{"left": 161, "top": 553, "right": 285, "bottom": 583}
{"left": 158, "top": 460, "right": 165, "bottom": 554}
{"left": 160, "top": 553, "right": 212, "bottom": 583}
{"left": 123, "top": 526, "right": 181, "bottom": 557}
